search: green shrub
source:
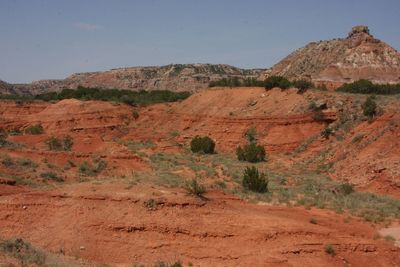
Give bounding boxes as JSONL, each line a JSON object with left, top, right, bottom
{"left": 79, "top": 161, "right": 96, "bottom": 176}
{"left": 362, "top": 96, "right": 377, "bottom": 118}
{"left": 1, "top": 87, "right": 191, "bottom": 106}
{"left": 79, "top": 157, "right": 107, "bottom": 176}
{"left": 45, "top": 137, "right": 63, "bottom": 151}
{"left": 245, "top": 127, "right": 258, "bottom": 143}
{"left": 185, "top": 178, "right": 206, "bottom": 197}
{"left": 236, "top": 143, "right": 265, "bottom": 163}
{"left": 293, "top": 79, "right": 313, "bottom": 93}
{"left": 25, "top": 124, "right": 44, "bottom": 135}
{"left": 45, "top": 136, "right": 73, "bottom": 151}
{"left": 309, "top": 217, "right": 317, "bottom": 224}
{"left": 337, "top": 183, "right": 354, "bottom": 195}
{"left": 337, "top": 79, "right": 400, "bottom": 94}
{"left": 190, "top": 136, "right": 215, "bottom": 154}
{"left": 209, "top": 77, "right": 265, "bottom": 87}
{"left": 324, "top": 244, "right": 336, "bottom": 255}
{"left": 17, "top": 158, "right": 38, "bottom": 169}
{"left": 40, "top": 172, "right": 63, "bottom": 182}
{"left": 1, "top": 155, "right": 14, "bottom": 167}
{"left": 242, "top": 166, "right": 268, "bottom": 193}
{"left": 9, "top": 128, "right": 22, "bottom": 136}
{"left": 63, "top": 135, "right": 74, "bottom": 151}
{"left": 132, "top": 110, "right": 139, "bottom": 120}
{"left": 264, "top": 76, "right": 291, "bottom": 90}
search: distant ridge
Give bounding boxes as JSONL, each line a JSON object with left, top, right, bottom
{"left": 7, "top": 64, "right": 264, "bottom": 95}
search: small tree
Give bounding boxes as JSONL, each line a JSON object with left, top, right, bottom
{"left": 264, "top": 76, "right": 291, "bottom": 90}
{"left": 362, "top": 96, "right": 377, "bottom": 119}
{"left": 190, "top": 136, "right": 215, "bottom": 154}
{"left": 293, "top": 79, "right": 313, "bottom": 93}
{"left": 236, "top": 143, "right": 265, "bottom": 163}
{"left": 242, "top": 166, "right": 268, "bottom": 193}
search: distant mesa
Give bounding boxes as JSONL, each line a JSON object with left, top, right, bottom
{"left": 259, "top": 25, "right": 400, "bottom": 90}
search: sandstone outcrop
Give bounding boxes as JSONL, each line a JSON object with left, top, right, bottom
{"left": 259, "top": 26, "right": 400, "bottom": 89}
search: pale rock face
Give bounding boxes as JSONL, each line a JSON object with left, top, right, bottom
{"left": 259, "top": 26, "right": 400, "bottom": 89}
{"left": 9, "top": 64, "right": 264, "bottom": 95}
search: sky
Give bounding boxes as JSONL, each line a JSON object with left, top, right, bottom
{"left": 1, "top": 0, "right": 399, "bottom": 83}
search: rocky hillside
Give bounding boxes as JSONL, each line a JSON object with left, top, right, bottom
{"left": 259, "top": 26, "right": 400, "bottom": 89}
{"left": 0, "top": 80, "right": 15, "bottom": 95}
{"left": 11, "top": 64, "right": 263, "bottom": 95}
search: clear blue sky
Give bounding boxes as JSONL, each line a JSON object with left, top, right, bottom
{"left": 1, "top": 0, "right": 399, "bottom": 83}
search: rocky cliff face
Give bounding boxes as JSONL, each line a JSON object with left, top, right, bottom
{"left": 12, "top": 64, "right": 263, "bottom": 95}
{"left": 259, "top": 26, "right": 400, "bottom": 89}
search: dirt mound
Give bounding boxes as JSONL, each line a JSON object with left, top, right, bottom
{"left": 126, "top": 88, "right": 335, "bottom": 153}
{"left": 0, "top": 184, "right": 398, "bottom": 266}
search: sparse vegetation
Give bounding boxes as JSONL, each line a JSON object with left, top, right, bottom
{"left": 264, "top": 76, "right": 291, "bottom": 90}
{"left": 336, "top": 183, "right": 354, "bottom": 195}
{"left": 209, "top": 77, "right": 265, "bottom": 87}
{"left": 190, "top": 136, "right": 215, "bottom": 154}
{"left": 309, "top": 217, "right": 317, "bottom": 224}
{"left": 185, "top": 178, "right": 206, "bottom": 197}
{"left": 25, "top": 124, "right": 44, "bottom": 135}
{"left": 79, "top": 156, "right": 107, "bottom": 176}
{"left": 45, "top": 136, "right": 73, "bottom": 151}
{"left": 337, "top": 79, "right": 400, "bottom": 94}
{"left": 236, "top": 143, "right": 265, "bottom": 163}
{"left": 1, "top": 86, "right": 191, "bottom": 106}
{"left": 1, "top": 155, "right": 38, "bottom": 170}
{"left": 0, "top": 238, "right": 47, "bottom": 266}
{"left": 40, "top": 172, "right": 63, "bottom": 182}
{"left": 63, "top": 135, "right": 74, "bottom": 151}
{"left": 362, "top": 95, "right": 377, "bottom": 119}
{"left": 324, "top": 244, "right": 336, "bottom": 255}
{"left": 384, "top": 235, "right": 396, "bottom": 243}
{"left": 132, "top": 110, "right": 139, "bottom": 120}
{"left": 45, "top": 137, "right": 63, "bottom": 151}
{"left": 208, "top": 76, "right": 311, "bottom": 91}
{"left": 292, "top": 79, "right": 314, "bottom": 93}
{"left": 242, "top": 166, "right": 268, "bottom": 193}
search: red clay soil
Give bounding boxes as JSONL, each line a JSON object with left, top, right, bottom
{"left": 0, "top": 88, "right": 400, "bottom": 266}
{"left": 0, "top": 88, "right": 399, "bottom": 195}
{"left": 0, "top": 183, "right": 399, "bottom": 267}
